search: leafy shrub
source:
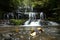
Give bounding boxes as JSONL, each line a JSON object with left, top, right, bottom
{"left": 10, "top": 19, "right": 26, "bottom": 25}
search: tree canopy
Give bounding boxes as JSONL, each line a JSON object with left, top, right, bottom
{"left": 0, "top": 0, "right": 60, "bottom": 22}
{"left": 0, "top": 0, "right": 59, "bottom": 12}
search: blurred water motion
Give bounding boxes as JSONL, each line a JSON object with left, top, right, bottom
{"left": 0, "top": 26, "right": 60, "bottom": 40}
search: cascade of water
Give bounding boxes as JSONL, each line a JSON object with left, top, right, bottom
{"left": 7, "top": 14, "right": 9, "bottom": 19}
{"left": 3, "top": 14, "right": 9, "bottom": 24}
{"left": 40, "top": 12, "right": 44, "bottom": 20}
{"left": 29, "top": 12, "right": 32, "bottom": 20}
{"left": 4, "top": 12, "right": 14, "bottom": 24}
{"left": 32, "top": 13, "right": 36, "bottom": 21}
{"left": 24, "top": 12, "right": 37, "bottom": 25}
{"left": 10, "top": 13, "right": 14, "bottom": 19}
{"left": 29, "top": 12, "right": 36, "bottom": 21}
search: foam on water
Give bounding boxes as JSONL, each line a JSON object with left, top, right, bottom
{"left": 24, "top": 12, "right": 59, "bottom": 26}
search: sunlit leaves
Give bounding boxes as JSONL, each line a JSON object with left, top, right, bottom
{"left": 23, "top": 0, "right": 29, "bottom": 6}
{"left": 10, "top": 0, "right": 20, "bottom": 7}
{"left": 30, "top": 0, "right": 49, "bottom": 7}
{"left": 32, "top": 1, "right": 45, "bottom": 7}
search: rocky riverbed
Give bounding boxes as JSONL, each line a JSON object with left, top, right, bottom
{"left": 0, "top": 26, "right": 60, "bottom": 40}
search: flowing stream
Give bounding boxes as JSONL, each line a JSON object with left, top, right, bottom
{"left": 0, "top": 26, "right": 60, "bottom": 40}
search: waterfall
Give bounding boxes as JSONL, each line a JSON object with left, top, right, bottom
{"left": 7, "top": 14, "right": 9, "bottom": 19}
{"left": 10, "top": 13, "right": 14, "bottom": 19}
{"left": 24, "top": 12, "right": 37, "bottom": 25}
{"left": 29, "top": 12, "right": 36, "bottom": 21}
{"left": 29, "top": 12, "right": 32, "bottom": 20}
{"left": 40, "top": 12, "right": 44, "bottom": 20}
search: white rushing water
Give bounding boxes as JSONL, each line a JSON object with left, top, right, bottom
{"left": 24, "top": 12, "right": 59, "bottom": 26}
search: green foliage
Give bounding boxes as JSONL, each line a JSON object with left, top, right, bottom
{"left": 31, "top": 0, "right": 49, "bottom": 7}
{"left": 0, "top": 0, "right": 57, "bottom": 11}
{"left": 0, "top": 0, "right": 21, "bottom": 12}
{"left": 9, "top": 0, "right": 21, "bottom": 11}
{"left": 0, "top": 0, "right": 60, "bottom": 22}
{"left": 23, "top": 0, "right": 30, "bottom": 6}
{"left": 10, "top": 19, "right": 26, "bottom": 25}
